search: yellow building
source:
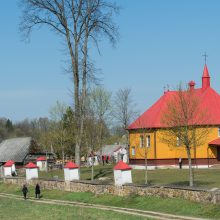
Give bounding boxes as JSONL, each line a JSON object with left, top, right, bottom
{"left": 128, "top": 65, "right": 220, "bottom": 167}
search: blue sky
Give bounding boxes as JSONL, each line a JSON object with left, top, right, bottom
{"left": 1, "top": 1, "right": 220, "bottom": 121}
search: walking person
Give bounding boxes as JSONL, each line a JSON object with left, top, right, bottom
{"left": 22, "top": 184, "right": 28, "bottom": 200}
{"left": 102, "top": 155, "right": 105, "bottom": 166}
{"left": 179, "top": 157, "right": 182, "bottom": 169}
{"left": 35, "top": 183, "right": 41, "bottom": 199}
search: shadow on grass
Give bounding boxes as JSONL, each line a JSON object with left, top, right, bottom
{"left": 81, "top": 167, "right": 113, "bottom": 182}
{"left": 160, "top": 180, "right": 216, "bottom": 189}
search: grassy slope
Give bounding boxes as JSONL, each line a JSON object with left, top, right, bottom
{"left": 1, "top": 183, "right": 220, "bottom": 219}
{"left": 36, "top": 165, "right": 220, "bottom": 189}
{"left": 0, "top": 197, "right": 149, "bottom": 220}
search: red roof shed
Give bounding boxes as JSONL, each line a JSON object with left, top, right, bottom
{"left": 4, "top": 160, "right": 15, "bottom": 167}
{"left": 25, "top": 162, "right": 38, "bottom": 169}
{"left": 36, "top": 156, "right": 46, "bottom": 161}
{"left": 114, "top": 160, "right": 132, "bottom": 171}
{"left": 64, "top": 162, "right": 79, "bottom": 169}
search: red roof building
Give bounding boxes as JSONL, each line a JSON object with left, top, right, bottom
{"left": 114, "top": 160, "right": 132, "bottom": 170}
{"left": 36, "top": 156, "right": 46, "bottom": 161}
{"left": 25, "top": 162, "right": 38, "bottom": 169}
{"left": 128, "top": 64, "right": 220, "bottom": 167}
{"left": 129, "top": 65, "right": 220, "bottom": 129}
{"left": 4, "top": 160, "right": 15, "bottom": 167}
{"left": 64, "top": 161, "right": 79, "bottom": 169}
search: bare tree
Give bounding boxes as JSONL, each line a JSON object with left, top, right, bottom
{"left": 83, "top": 115, "right": 98, "bottom": 180}
{"left": 113, "top": 88, "right": 138, "bottom": 162}
{"left": 161, "top": 84, "right": 211, "bottom": 187}
{"left": 50, "top": 101, "right": 68, "bottom": 166}
{"left": 86, "top": 86, "right": 111, "bottom": 180}
{"left": 89, "top": 87, "right": 111, "bottom": 149}
{"left": 19, "top": 0, "right": 119, "bottom": 165}
{"left": 134, "top": 115, "right": 152, "bottom": 185}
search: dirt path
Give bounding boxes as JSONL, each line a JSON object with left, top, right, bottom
{"left": 0, "top": 192, "right": 208, "bottom": 220}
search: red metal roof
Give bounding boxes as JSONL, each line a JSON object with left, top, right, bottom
{"left": 4, "top": 160, "right": 15, "bottom": 167}
{"left": 64, "top": 161, "right": 79, "bottom": 169}
{"left": 114, "top": 160, "right": 132, "bottom": 170}
{"left": 25, "top": 162, "right": 38, "bottom": 169}
{"left": 209, "top": 138, "right": 220, "bottom": 146}
{"left": 128, "top": 65, "right": 220, "bottom": 129}
{"left": 202, "top": 64, "right": 210, "bottom": 78}
{"left": 36, "top": 156, "right": 46, "bottom": 161}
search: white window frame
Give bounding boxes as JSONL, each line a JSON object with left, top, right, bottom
{"left": 131, "top": 147, "right": 135, "bottom": 156}
{"left": 146, "top": 135, "right": 150, "bottom": 147}
{"left": 140, "top": 135, "right": 144, "bottom": 148}
{"left": 177, "top": 137, "right": 180, "bottom": 146}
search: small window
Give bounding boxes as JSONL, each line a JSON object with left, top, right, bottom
{"left": 218, "top": 127, "right": 220, "bottom": 137}
{"left": 177, "top": 137, "right": 180, "bottom": 146}
{"left": 140, "top": 135, "right": 144, "bottom": 148}
{"left": 131, "top": 147, "right": 135, "bottom": 156}
{"left": 146, "top": 135, "right": 150, "bottom": 147}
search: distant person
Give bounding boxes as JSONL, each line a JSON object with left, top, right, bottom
{"left": 22, "top": 184, "right": 28, "bottom": 200}
{"left": 88, "top": 155, "right": 92, "bottom": 167}
{"left": 179, "top": 158, "right": 182, "bottom": 169}
{"left": 106, "top": 155, "right": 108, "bottom": 164}
{"left": 35, "top": 183, "right": 41, "bottom": 199}
{"left": 102, "top": 155, "right": 106, "bottom": 166}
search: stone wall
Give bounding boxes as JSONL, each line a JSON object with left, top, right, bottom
{"left": 3, "top": 177, "right": 220, "bottom": 204}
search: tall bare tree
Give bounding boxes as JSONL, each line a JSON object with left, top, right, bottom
{"left": 19, "top": 0, "right": 119, "bottom": 165}
{"left": 161, "top": 84, "right": 211, "bottom": 187}
{"left": 113, "top": 88, "right": 138, "bottom": 162}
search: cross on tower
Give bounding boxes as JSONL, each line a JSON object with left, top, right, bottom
{"left": 202, "top": 52, "right": 208, "bottom": 64}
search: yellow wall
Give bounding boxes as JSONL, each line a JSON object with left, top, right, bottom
{"left": 129, "top": 127, "right": 219, "bottom": 160}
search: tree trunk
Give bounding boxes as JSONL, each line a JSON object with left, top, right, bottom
{"left": 98, "top": 122, "right": 103, "bottom": 152}
{"left": 125, "top": 130, "right": 129, "bottom": 163}
{"left": 75, "top": 142, "right": 80, "bottom": 165}
{"left": 145, "top": 146, "right": 148, "bottom": 185}
{"left": 91, "top": 157, "right": 94, "bottom": 181}
{"left": 186, "top": 146, "right": 194, "bottom": 187}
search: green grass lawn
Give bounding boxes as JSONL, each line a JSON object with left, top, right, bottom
{"left": 33, "top": 165, "right": 220, "bottom": 189}
{"left": 1, "top": 182, "right": 220, "bottom": 219}
{"left": 0, "top": 197, "right": 149, "bottom": 220}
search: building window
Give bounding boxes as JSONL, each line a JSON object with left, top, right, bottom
{"left": 218, "top": 127, "right": 220, "bottom": 137}
{"left": 146, "top": 135, "right": 150, "bottom": 147}
{"left": 140, "top": 135, "right": 144, "bottom": 148}
{"left": 131, "top": 147, "right": 135, "bottom": 156}
{"left": 177, "top": 137, "right": 180, "bottom": 146}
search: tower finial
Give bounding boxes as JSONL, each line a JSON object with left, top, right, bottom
{"left": 202, "top": 52, "right": 208, "bottom": 64}
{"left": 202, "top": 61, "right": 210, "bottom": 90}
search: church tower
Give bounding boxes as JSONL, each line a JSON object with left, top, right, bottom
{"left": 202, "top": 64, "right": 210, "bottom": 89}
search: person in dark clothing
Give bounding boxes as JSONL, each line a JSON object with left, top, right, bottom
{"left": 179, "top": 158, "right": 182, "bottom": 169}
{"left": 35, "top": 183, "right": 41, "bottom": 199}
{"left": 22, "top": 184, "right": 28, "bottom": 200}
{"left": 102, "top": 155, "right": 105, "bottom": 166}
